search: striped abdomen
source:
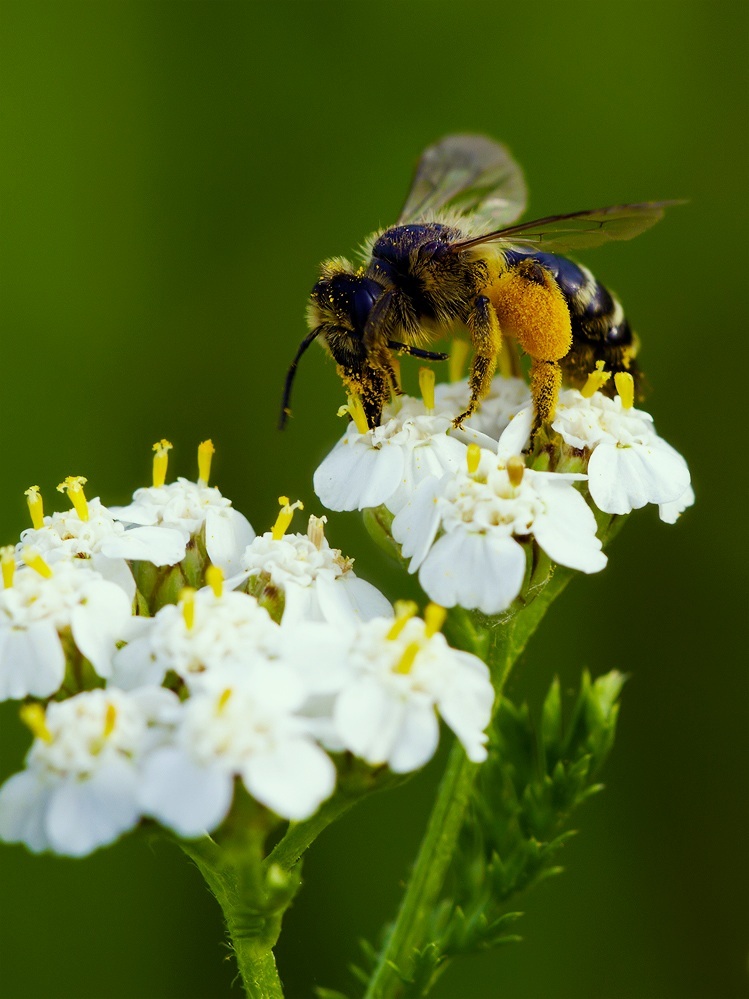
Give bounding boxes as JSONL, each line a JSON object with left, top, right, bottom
{"left": 502, "top": 249, "right": 640, "bottom": 393}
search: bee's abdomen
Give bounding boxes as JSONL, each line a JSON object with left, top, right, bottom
{"left": 502, "top": 249, "right": 633, "bottom": 348}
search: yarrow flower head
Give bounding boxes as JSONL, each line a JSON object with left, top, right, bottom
{"left": 323, "top": 602, "right": 494, "bottom": 771}
{"left": 232, "top": 506, "right": 392, "bottom": 626}
{"left": 111, "top": 440, "right": 255, "bottom": 575}
{"left": 392, "top": 445, "right": 606, "bottom": 616}
{"left": 18, "top": 480, "right": 187, "bottom": 602}
{"left": 0, "top": 687, "right": 178, "bottom": 856}
{"left": 0, "top": 553, "right": 132, "bottom": 701}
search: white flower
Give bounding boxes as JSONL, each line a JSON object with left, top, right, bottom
{"left": 314, "top": 396, "right": 466, "bottom": 515}
{"left": 0, "top": 687, "right": 179, "bottom": 856}
{"left": 19, "top": 496, "right": 188, "bottom": 602}
{"left": 331, "top": 610, "right": 494, "bottom": 772}
{"left": 138, "top": 664, "right": 336, "bottom": 835}
{"left": 392, "top": 449, "right": 606, "bottom": 616}
{"left": 110, "top": 586, "right": 279, "bottom": 691}
{"left": 0, "top": 560, "right": 133, "bottom": 701}
{"left": 232, "top": 515, "right": 392, "bottom": 626}
{"left": 111, "top": 478, "right": 255, "bottom": 574}
{"left": 499, "top": 389, "right": 693, "bottom": 522}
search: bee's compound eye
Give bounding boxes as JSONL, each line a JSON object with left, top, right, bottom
{"left": 351, "top": 284, "right": 377, "bottom": 332}
{"left": 606, "top": 322, "right": 633, "bottom": 346}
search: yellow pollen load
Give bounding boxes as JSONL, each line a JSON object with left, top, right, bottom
{"left": 614, "top": 371, "right": 635, "bottom": 409}
{"left": 449, "top": 339, "right": 470, "bottom": 383}
{"left": 507, "top": 455, "right": 525, "bottom": 488}
{"left": 394, "top": 641, "right": 420, "bottom": 675}
{"left": 345, "top": 393, "right": 369, "bottom": 435}
{"left": 387, "top": 600, "right": 418, "bottom": 641}
{"left": 25, "top": 486, "right": 44, "bottom": 530}
{"left": 198, "top": 439, "right": 215, "bottom": 486}
{"left": 57, "top": 475, "right": 89, "bottom": 522}
{"left": 272, "top": 496, "right": 304, "bottom": 541}
{"left": 22, "top": 549, "right": 53, "bottom": 579}
{"left": 20, "top": 703, "right": 53, "bottom": 744}
{"left": 419, "top": 367, "right": 435, "bottom": 412}
{"left": 424, "top": 603, "right": 446, "bottom": 638}
{"left": 152, "top": 439, "right": 173, "bottom": 488}
{"left": 180, "top": 587, "right": 196, "bottom": 630}
{"left": 581, "top": 360, "right": 611, "bottom": 398}
{"left": 1, "top": 546, "right": 15, "bottom": 589}
{"left": 103, "top": 703, "right": 117, "bottom": 739}
{"left": 466, "top": 443, "right": 481, "bottom": 475}
{"left": 205, "top": 565, "right": 224, "bottom": 598}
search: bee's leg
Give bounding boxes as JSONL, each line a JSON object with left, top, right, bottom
{"left": 529, "top": 358, "right": 562, "bottom": 437}
{"left": 452, "top": 294, "right": 501, "bottom": 427}
{"left": 387, "top": 341, "right": 450, "bottom": 362}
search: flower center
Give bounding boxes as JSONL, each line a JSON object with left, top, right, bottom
{"left": 57, "top": 476, "right": 89, "bottom": 521}
{"left": 152, "top": 439, "right": 173, "bottom": 488}
{"left": 272, "top": 496, "right": 304, "bottom": 541}
{"left": 25, "top": 485, "right": 44, "bottom": 529}
{"left": 581, "top": 360, "right": 611, "bottom": 398}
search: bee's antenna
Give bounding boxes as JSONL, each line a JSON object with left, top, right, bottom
{"left": 278, "top": 327, "right": 323, "bottom": 429}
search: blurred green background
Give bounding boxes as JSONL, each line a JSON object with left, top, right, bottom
{"left": 0, "top": 2, "right": 747, "bottom": 997}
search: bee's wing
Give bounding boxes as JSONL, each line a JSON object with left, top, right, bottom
{"left": 398, "top": 134, "right": 527, "bottom": 228}
{"left": 447, "top": 200, "right": 684, "bottom": 254}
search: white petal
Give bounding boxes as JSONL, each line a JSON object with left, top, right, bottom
{"left": 391, "top": 475, "right": 443, "bottom": 571}
{"left": 533, "top": 484, "right": 607, "bottom": 574}
{"left": 659, "top": 483, "right": 695, "bottom": 524}
{"left": 436, "top": 653, "right": 493, "bottom": 762}
{"left": 109, "top": 632, "right": 164, "bottom": 691}
{"left": 139, "top": 747, "right": 234, "bottom": 837}
{"left": 0, "top": 770, "right": 53, "bottom": 852}
{"left": 242, "top": 739, "right": 336, "bottom": 820}
{"left": 0, "top": 624, "right": 65, "bottom": 700}
{"left": 588, "top": 440, "right": 691, "bottom": 515}
{"left": 45, "top": 761, "right": 140, "bottom": 856}
{"left": 205, "top": 508, "right": 256, "bottom": 574}
{"left": 496, "top": 407, "right": 533, "bottom": 460}
{"left": 387, "top": 704, "right": 440, "bottom": 773}
{"left": 334, "top": 576, "right": 393, "bottom": 623}
{"left": 314, "top": 439, "right": 405, "bottom": 511}
{"left": 418, "top": 530, "right": 526, "bottom": 615}
{"left": 90, "top": 553, "right": 136, "bottom": 602}
{"left": 335, "top": 677, "right": 405, "bottom": 764}
{"left": 100, "top": 526, "right": 188, "bottom": 567}
{"left": 71, "top": 583, "right": 132, "bottom": 678}
{"left": 109, "top": 501, "right": 160, "bottom": 526}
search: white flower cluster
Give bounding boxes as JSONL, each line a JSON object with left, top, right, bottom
{"left": 314, "top": 369, "right": 693, "bottom": 615}
{"left": 0, "top": 441, "right": 494, "bottom": 856}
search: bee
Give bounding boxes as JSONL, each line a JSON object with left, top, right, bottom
{"left": 280, "top": 134, "right": 679, "bottom": 433}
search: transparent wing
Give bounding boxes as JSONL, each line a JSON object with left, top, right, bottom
{"left": 448, "top": 201, "right": 684, "bottom": 254}
{"left": 398, "top": 134, "right": 527, "bottom": 228}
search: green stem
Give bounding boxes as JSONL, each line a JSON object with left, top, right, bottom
{"left": 364, "top": 568, "right": 574, "bottom": 999}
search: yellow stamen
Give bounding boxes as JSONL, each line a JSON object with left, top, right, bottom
{"left": 307, "top": 514, "right": 327, "bottom": 550}
{"left": 217, "top": 687, "right": 233, "bottom": 714}
{"left": 272, "top": 496, "right": 304, "bottom": 541}
{"left": 152, "top": 439, "right": 173, "bottom": 488}
{"left": 1, "top": 546, "right": 15, "bottom": 589}
{"left": 205, "top": 565, "right": 223, "bottom": 598}
{"left": 25, "top": 486, "right": 44, "bottom": 530}
{"left": 466, "top": 443, "right": 481, "bottom": 475}
{"left": 390, "top": 356, "right": 402, "bottom": 394}
{"left": 56, "top": 476, "right": 89, "bottom": 522}
{"left": 345, "top": 393, "right": 369, "bottom": 435}
{"left": 22, "top": 549, "right": 53, "bottom": 579}
{"left": 103, "top": 703, "right": 117, "bottom": 739}
{"left": 419, "top": 367, "right": 435, "bottom": 412}
{"left": 20, "top": 703, "right": 53, "bottom": 744}
{"left": 180, "top": 587, "right": 196, "bottom": 630}
{"left": 387, "top": 600, "right": 418, "bottom": 641}
{"left": 198, "top": 440, "right": 215, "bottom": 485}
{"left": 614, "top": 371, "right": 635, "bottom": 410}
{"left": 507, "top": 455, "right": 525, "bottom": 488}
{"left": 580, "top": 360, "right": 611, "bottom": 398}
{"left": 449, "top": 339, "right": 470, "bottom": 383}
{"left": 424, "top": 603, "right": 446, "bottom": 638}
{"left": 394, "top": 641, "right": 420, "bottom": 675}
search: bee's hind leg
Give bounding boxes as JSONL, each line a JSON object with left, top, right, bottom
{"left": 452, "top": 294, "right": 501, "bottom": 427}
{"left": 529, "top": 357, "right": 562, "bottom": 439}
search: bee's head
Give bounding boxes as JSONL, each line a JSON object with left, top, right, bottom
{"left": 307, "top": 258, "right": 383, "bottom": 339}
{"left": 279, "top": 260, "right": 386, "bottom": 430}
